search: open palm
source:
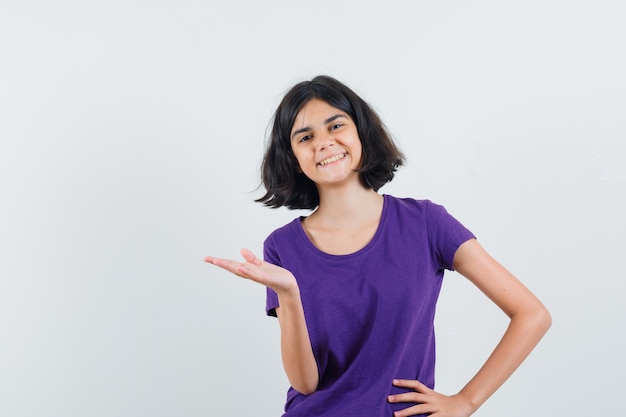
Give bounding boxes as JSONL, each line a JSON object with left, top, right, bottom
{"left": 205, "top": 248, "right": 297, "bottom": 294}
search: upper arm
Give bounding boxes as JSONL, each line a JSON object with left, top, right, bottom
{"left": 452, "top": 239, "right": 548, "bottom": 319}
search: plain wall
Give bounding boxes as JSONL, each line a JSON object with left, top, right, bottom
{"left": 1, "top": 1, "right": 624, "bottom": 416}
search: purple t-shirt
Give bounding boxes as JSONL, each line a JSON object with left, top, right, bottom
{"left": 264, "top": 195, "right": 475, "bottom": 417}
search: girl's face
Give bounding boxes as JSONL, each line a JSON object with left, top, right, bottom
{"left": 289, "top": 98, "right": 363, "bottom": 189}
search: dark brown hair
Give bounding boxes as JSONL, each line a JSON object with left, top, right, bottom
{"left": 256, "top": 75, "right": 405, "bottom": 210}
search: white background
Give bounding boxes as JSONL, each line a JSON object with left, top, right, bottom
{"left": 1, "top": 1, "right": 624, "bottom": 416}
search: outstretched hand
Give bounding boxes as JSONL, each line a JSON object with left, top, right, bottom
{"left": 204, "top": 248, "right": 298, "bottom": 295}
{"left": 388, "top": 379, "right": 474, "bottom": 417}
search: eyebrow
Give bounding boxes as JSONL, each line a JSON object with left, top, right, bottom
{"left": 291, "top": 114, "right": 346, "bottom": 140}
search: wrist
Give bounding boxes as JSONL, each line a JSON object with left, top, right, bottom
{"left": 275, "top": 276, "right": 301, "bottom": 300}
{"left": 453, "top": 391, "right": 480, "bottom": 416}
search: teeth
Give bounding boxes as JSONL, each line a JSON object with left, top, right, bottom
{"left": 319, "top": 154, "right": 346, "bottom": 166}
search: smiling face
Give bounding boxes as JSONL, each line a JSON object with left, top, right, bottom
{"left": 290, "top": 98, "right": 363, "bottom": 190}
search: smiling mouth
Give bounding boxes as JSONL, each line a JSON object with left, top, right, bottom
{"left": 318, "top": 153, "right": 347, "bottom": 166}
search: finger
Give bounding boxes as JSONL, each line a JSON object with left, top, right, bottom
{"left": 206, "top": 257, "right": 249, "bottom": 278}
{"left": 240, "top": 248, "right": 263, "bottom": 266}
{"left": 237, "top": 263, "right": 271, "bottom": 284}
{"left": 392, "top": 379, "right": 430, "bottom": 392}
{"left": 387, "top": 392, "right": 429, "bottom": 404}
{"left": 205, "top": 255, "right": 241, "bottom": 270}
{"left": 393, "top": 403, "right": 433, "bottom": 417}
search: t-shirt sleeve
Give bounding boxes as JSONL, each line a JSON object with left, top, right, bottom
{"left": 425, "top": 201, "right": 476, "bottom": 271}
{"left": 263, "top": 235, "right": 280, "bottom": 317}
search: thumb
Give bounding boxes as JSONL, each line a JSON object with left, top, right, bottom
{"left": 240, "top": 248, "right": 263, "bottom": 266}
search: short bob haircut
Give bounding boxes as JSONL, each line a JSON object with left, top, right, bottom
{"left": 256, "top": 75, "right": 405, "bottom": 210}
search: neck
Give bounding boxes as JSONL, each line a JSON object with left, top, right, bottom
{"left": 313, "top": 183, "right": 383, "bottom": 226}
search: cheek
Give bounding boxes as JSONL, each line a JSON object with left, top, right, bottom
{"left": 353, "top": 141, "right": 364, "bottom": 164}
{"left": 293, "top": 149, "right": 312, "bottom": 163}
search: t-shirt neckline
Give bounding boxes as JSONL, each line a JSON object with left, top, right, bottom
{"left": 294, "top": 194, "right": 389, "bottom": 260}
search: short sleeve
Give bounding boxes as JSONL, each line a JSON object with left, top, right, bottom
{"left": 263, "top": 234, "right": 280, "bottom": 317}
{"left": 425, "top": 201, "right": 476, "bottom": 271}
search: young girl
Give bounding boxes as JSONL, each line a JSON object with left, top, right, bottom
{"left": 205, "top": 75, "right": 551, "bottom": 417}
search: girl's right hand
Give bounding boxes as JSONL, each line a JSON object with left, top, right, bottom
{"left": 206, "top": 248, "right": 319, "bottom": 394}
{"left": 204, "top": 248, "right": 298, "bottom": 295}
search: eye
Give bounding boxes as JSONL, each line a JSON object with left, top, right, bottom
{"left": 330, "top": 123, "right": 343, "bottom": 131}
{"left": 298, "top": 134, "right": 313, "bottom": 143}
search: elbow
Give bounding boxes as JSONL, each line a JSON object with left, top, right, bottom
{"left": 289, "top": 371, "right": 319, "bottom": 395}
{"left": 512, "top": 301, "right": 552, "bottom": 338}
{"left": 282, "top": 355, "right": 319, "bottom": 395}
{"left": 538, "top": 304, "right": 552, "bottom": 334}
{"left": 292, "top": 379, "right": 318, "bottom": 396}
{"left": 297, "top": 387, "right": 317, "bottom": 396}
{"left": 527, "top": 302, "right": 552, "bottom": 337}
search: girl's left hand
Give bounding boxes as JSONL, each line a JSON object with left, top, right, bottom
{"left": 387, "top": 379, "right": 474, "bottom": 417}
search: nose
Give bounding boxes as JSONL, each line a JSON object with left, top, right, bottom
{"left": 316, "top": 131, "right": 335, "bottom": 151}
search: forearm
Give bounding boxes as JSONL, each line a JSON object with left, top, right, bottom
{"left": 276, "top": 289, "right": 319, "bottom": 395}
{"left": 456, "top": 304, "right": 552, "bottom": 413}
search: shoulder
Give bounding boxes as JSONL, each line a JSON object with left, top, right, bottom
{"left": 383, "top": 195, "right": 468, "bottom": 240}
{"left": 264, "top": 217, "right": 303, "bottom": 247}
{"left": 384, "top": 194, "right": 447, "bottom": 219}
